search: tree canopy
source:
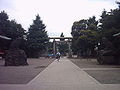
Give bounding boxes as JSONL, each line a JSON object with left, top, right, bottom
{"left": 71, "top": 3, "right": 120, "bottom": 57}
{"left": 0, "top": 11, "right": 25, "bottom": 51}
{"left": 58, "top": 33, "right": 68, "bottom": 56}
{"left": 71, "top": 16, "right": 98, "bottom": 57}
{"left": 26, "top": 14, "right": 48, "bottom": 57}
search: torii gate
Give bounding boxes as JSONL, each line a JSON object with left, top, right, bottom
{"left": 49, "top": 37, "right": 73, "bottom": 57}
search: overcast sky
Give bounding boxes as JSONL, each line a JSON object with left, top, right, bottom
{"left": 0, "top": 0, "right": 119, "bottom": 37}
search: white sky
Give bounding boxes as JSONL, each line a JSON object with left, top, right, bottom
{"left": 0, "top": 0, "right": 119, "bottom": 37}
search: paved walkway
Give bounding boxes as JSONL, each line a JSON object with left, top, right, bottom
{"left": 0, "top": 58, "right": 120, "bottom": 90}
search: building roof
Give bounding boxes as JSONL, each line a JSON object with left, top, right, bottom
{"left": 113, "top": 32, "right": 120, "bottom": 37}
{"left": 0, "top": 35, "right": 11, "bottom": 40}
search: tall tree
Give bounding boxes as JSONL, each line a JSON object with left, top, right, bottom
{"left": 98, "top": 4, "right": 120, "bottom": 52}
{"left": 76, "top": 30, "right": 98, "bottom": 57}
{"left": 99, "top": 6, "right": 120, "bottom": 41}
{"left": 7, "top": 20, "right": 25, "bottom": 39}
{"left": 87, "top": 16, "right": 98, "bottom": 31}
{"left": 71, "top": 16, "right": 99, "bottom": 57}
{"left": 71, "top": 19, "right": 87, "bottom": 55}
{"left": 71, "top": 19, "right": 87, "bottom": 37}
{"left": 0, "top": 11, "right": 10, "bottom": 36}
{"left": 0, "top": 11, "right": 25, "bottom": 51}
{"left": 27, "top": 14, "right": 48, "bottom": 57}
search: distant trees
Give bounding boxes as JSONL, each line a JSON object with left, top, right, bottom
{"left": 71, "top": 16, "right": 98, "bottom": 57}
{"left": 26, "top": 15, "right": 49, "bottom": 57}
{"left": 99, "top": 8, "right": 120, "bottom": 40}
{"left": 58, "top": 33, "right": 68, "bottom": 56}
{"left": 71, "top": 3, "right": 120, "bottom": 58}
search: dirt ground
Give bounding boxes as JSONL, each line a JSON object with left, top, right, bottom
{"left": 70, "top": 58, "right": 120, "bottom": 84}
{"left": 0, "top": 58, "right": 54, "bottom": 84}
{"left": 0, "top": 58, "right": 120, "bottom": 84}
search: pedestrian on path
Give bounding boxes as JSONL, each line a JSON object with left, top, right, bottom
{"left": 56, "top": 52, "right": 61, "bottom": 62}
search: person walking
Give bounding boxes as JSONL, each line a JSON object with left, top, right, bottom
{"left": 56, "top": 52, "right": 61, "bottom": 62}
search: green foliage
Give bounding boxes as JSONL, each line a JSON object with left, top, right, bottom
{"left": 58, "top": 33, "right": 68, "bottom": 55}
{"left": 71, "top": 3, "right": 120, "bottom": 57}
{"left": 87, "top": 16, "right": 98, "bottom": 31}
{"left": 71, "top": 16, "right": 99, "bottom": 56}
{"left": 98, "top": 5, "right": 120, "bottom": 52}
{"left": 0, "top": 11, "right": 25, "bottom": 51}
{"left": 71, "top": 19, "right": 87, "bottom": 37}
{"left": 0, "top": 11, "right": 25, "bottom": 39}
{"left": 99, "top": 7, "right": 120, "bottom": 42}
{"left": 7, "top": 20, "right": 25, "bottom": 39}
{"left": 26, "top": 14, "right": 48, "bottom": 57}
{"left": 76, "top": 30, "right": 98, "bottom": 57}
{"left": 0, "top": 11, "right": 10, "bottom": 36}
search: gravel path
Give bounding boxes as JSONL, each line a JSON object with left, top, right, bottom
{"left": 0, "top": 58, "right": 120, "bottom": 84}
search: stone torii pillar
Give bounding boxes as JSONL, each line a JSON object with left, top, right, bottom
{"left": 53, "top": 39, "right": 56, "bottom": 55}
{"left": 49, "top": 37, "right": 73, "bottom": 57}
{"left": 68, "top": 39, "right": 72, "bottom": 58}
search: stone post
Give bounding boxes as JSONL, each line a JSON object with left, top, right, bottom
{"left": 53, "top": 39, "right": 56, "bottom": 56}
{"left": 68, "top": 39, "right": 72, "bottom": 58}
